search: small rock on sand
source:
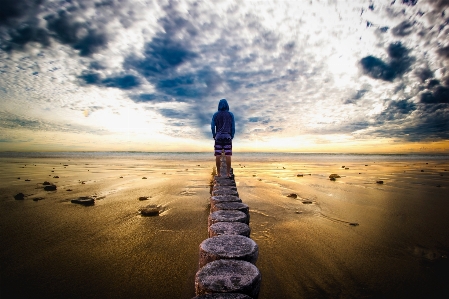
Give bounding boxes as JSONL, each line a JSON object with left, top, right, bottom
{"left": 376, "top": 180, "right": 384, "bottom": 184}
{"left": 287, "top": 193, "right": 298, "bottom": 199}
{"left": 142, "top": 177, "right": 147, "bottom": 179}
{"left": 329, "top": 174, "right": 341, "bottom": 179}
{"left": 139, "top": 196, "right": 150, "bottom": 201}
{"left": 14, "top": 193, "right": 25, "bottom": 200}
{"left": 44, "top": 185, "right": 57, "bottom": 191}
{"left": 43, "top": 181, "right": 51, "bottom": 185}
{"left": 140, "top": 207, "right": 159, "bottom": 216}
{"left": 71, "top": 197, "right": 95, "bottom": 206}
{"left": 296, "top": 174, "right": 303, "bottom": 177}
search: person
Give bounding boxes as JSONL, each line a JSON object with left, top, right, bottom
{"left": 211, "top": 99, "right": 235, "bottom": 177}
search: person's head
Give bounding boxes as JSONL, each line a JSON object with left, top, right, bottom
{"left": 218, "top": 99, "right": 229, "bottom": 111}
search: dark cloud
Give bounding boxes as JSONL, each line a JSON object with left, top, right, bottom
{"left": 437, "top": 45, "right": 449, "bottom": 59}
{"left": 360, "top": 42, "right": 413, "bottom": 82}
{"left": 379, "top": 99, "right": 416, "bottom": 121}
{"left": 2, "top": 23, "right": 50, "bottom": 51}
{"left": 360, "top": 56, "right": 396, "bottom": 81}
{"left": 102, "top": 75, "right": 140, "bottom": 89}
{"left": 391, "top": 21, "right": 414, "bottom": 36}
{"left": 0, "top": 0, "right": 44, "bottom": 26}
{"left": 415, "top": 68, "right": 434, "bottom": 82}
{"left": 401, "top": 0, "right": 418, "bottom": 6}
{"left": 79, "top": 72, "right": 140, "bottom": 89}
{"left": 427, "top": 0, "right": 449, "bottom": 10}
{"left": 421, "top": 86, "right": 449, "bottom": 104}
{"left": 126, "top": 37, "right": 197, "bottom": 78}
{"left": 46, "top": 10, "right": 108, "bottom": 56}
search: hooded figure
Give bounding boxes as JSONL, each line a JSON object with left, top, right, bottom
{"left": 211, "top": 99, "right": 235, "bottom": 177}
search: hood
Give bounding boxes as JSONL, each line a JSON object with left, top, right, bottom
{"left": 218, "top": 99, "right": 229, "bottom": 111}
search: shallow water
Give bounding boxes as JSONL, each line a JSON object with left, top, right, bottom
{"left": 1, "top": 153, "right": 448, "bottom": 298}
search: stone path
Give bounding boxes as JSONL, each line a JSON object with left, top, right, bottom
{"left": 193, "top": 156, "right": 261, "bottom": 299}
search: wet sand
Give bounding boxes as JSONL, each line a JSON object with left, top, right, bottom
{"left": 1, "top": 154, "right": 448, "bottom": 298}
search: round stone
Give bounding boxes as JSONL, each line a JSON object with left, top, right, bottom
{"left": 212, "top": 189, "right": 239, "bottom": 197}
{"left": 210, "top": 196, "right": 242, "bottom": 207}
{"left": 192, "top": 293, "right": 253, "bottom": 299}
{"left": 195, "top": 259, "right": 261, "bottom": 298}
{"left": 208, "top": 222, "right": 251, "bottom": 238}
{"left": 208, "top": 210, "right": 247, "bottom": 228}
{"left": 199, "top": 235, "right": 258, "bottom": 268}
{"left": 210, "top": 202, "right": 249, "bottom": 223}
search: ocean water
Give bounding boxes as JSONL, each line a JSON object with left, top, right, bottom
{"left": 1, "top": 151, "right": 448, "bottom": 162}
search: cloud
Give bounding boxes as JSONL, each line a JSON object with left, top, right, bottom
{"left": 421, "top": 86, "right": 449, "bottom": 104}
{"left": 360, "top": 42, "right": 413, "bottom": 82}
{"left": 392, "top": 21, "right": 414, "bottom": 36}
{"left": 0, "top": 0, "right": 44, "bottom": 26}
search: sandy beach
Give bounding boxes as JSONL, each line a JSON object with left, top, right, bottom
{"left": 1, "top": 153, "right": 448, "bottom": 299}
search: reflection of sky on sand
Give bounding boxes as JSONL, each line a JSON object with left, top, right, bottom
{"left": 1, "top": 154, "right": 448, "bottom": 298}
{"left": 234, "top": 157, "right": 449, "bottom": 298}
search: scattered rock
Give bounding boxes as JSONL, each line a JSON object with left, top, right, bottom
{"left": 63, "top": 164, "right": 68, "bottom": 166}
{"left": 341, "top": 166, "right": 345, "bottom": 168}
{"left": 345, "top": 167, "right": 349, "bottom": 170}
{"left": 71, "top": 197, "right": 95, "bottom": 206}
{"left": 139, "top": 196, "right": 150, "bottom": 201}
{"left": 44, "top": 185, "right": 57, "bottom": 191}
{"left": 142, "top": 177, "right": 147, "bottom": 179}
{"left": 53, "top": 176, "right": 59, "bottom": 178}
{"left": 43, "top": 181, "right": 51, "bottom": 185}
{"left": 252, "top": 175, "right": 256, "bottom": 177}
{"left": 376, "top": 180, "right": 384, "bottom": 184}
{"left": 421, "top": 170, "right": 424, "bottom": 172}
{"left": 329, "top": 174, "right": 341, "bottom": 179}
{"left": 14, "top": 193, "right": 25, "bottom": 200}
{"left": 25, "top": 179, "right": 31, "bottom": 181}
{"left": 140, "top": 207, "right": 159, "bottom": 216}
{"left": 349, "top": 223, "right": 359, "bottom": 226}
{"left": 296, "top": 174, "right": 303, "bottom": 177}
{"left": 302, "top": 201, "right": 313, "bottom": 204}
{"left": 330, "top": 177, "right": 336, "bottom": 181}
{"left": 119, "top": 176, "right": 123, "bottom": 178}
{"left": 66, "top": 189, "right": 72, "bottom": 191}
{"left": 365, "top": 165, "right": 369, "bottom": 166}
{"left": 32, "top": 197, "right": 45, "bottom": 202}
{"left": 17, "top": 177, "right": 20, "bottom": 180}
{"left": 287, "top": 193, "right": 298, "bottom": 199}
{"left": 436, "top": 185, "right": 441, "bottom": 188}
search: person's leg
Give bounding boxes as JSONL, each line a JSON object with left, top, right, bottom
{"left": 215, "top": 155, "right": 221, "bottom": 176}
{"left": 225, "top": 155, "right": 231, "bottom": 177}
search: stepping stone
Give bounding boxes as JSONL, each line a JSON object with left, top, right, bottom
{"left": 199, "top": 235, "right": 258, "bottom": 268}
{"left": 195, "top": 259, "right": 261, "bottom": 298}
{"left": 214, "top": 179, "right": 236, "bottom": 186}
{"left": 209, "top": 222, "right": 251, "bottom": 238}
{"left": 208, "top": 210, "right": 247, "bottom": 228}
{"left": 210, "top": 202, "right": 250, "bottom": 223}
{"left": 210, "top": 196, "right": 242, "bottom": 207}
{"left": 212, "top": 189, "right": 239, "bottom": 197}
{"left": 192, "top": 293, "right": 252, "bottom": 299}
{"left": 213, "top": 186, "right": 238, "bottom": 192}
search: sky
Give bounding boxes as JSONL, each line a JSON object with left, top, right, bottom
{"left": 0, "top": 0, "right": 448, "bottom": 153}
